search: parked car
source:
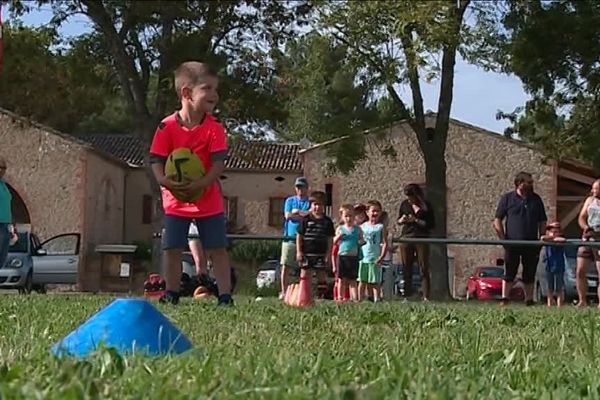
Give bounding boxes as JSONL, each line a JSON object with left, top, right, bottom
{"left": 0, "top": 231, "right": 81, "bottom": 293}
{"left": 535, "top": 246, "right": 597, "bottom": 303}
{"left": 466, "top": 266, "right": 525, "bottom": 301}
{"left": 256, "top": 259, "right": 281, "bottom": 289}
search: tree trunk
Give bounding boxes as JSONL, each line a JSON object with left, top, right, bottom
{"left": 423, "top": 144, "right": 451, "bottom": 300}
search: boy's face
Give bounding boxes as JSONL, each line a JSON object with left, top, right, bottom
{"left": 547, "top": 227, "right": 560, "bottom": 237}
{"left": 341, "top": 210, "right": 353, "bottom": 225}
{"left": 182, "top": 76, "right": 219, "bottom": 114}
{"left": 367, "top": 206, "right": 380, "bottom": 221}
{"left": 311, "top": 201, "right": 324, "bottom": 216}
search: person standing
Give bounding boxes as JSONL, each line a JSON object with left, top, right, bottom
{"left": 280, "top": 177, "right": 310, "bottom": 299}
{"left": 397, "top": 184, "right": 435, "bottom": 301}
{"left": 493, "top": 171, "right": 547, "bottom": 306}
{"left": 0, "top": 157, "right": 12, "bottom": 269}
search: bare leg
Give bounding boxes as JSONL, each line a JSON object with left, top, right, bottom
{"left": 164, "top": 249, "right": 183, "bottom": 292}
{"left": 576, "top": 256, "right": 590, "bottom": 307}
{"left": 546, "top": 289, "right": 553, "bottom": 307}
{"left": 358, "top": 282, "right": 366, "bottom": 301}
{"left": 206, "top": 247, "right": 231, "bottom": 296}
{"left": 372, "top": 284, "right": 381, "bottom": 302}
{"left": 502, "top": 280, "right": 513, "bottom": 300}
{"left": 349, "top": 280, "right": 358, "bottom": 302}
{"left": 189, "top": 239, "right": 207, "bottom": 275}
{"left": 557, "top": 289, "right": 564, "bottom": 307}
{"left": 340, "top": 279, "right": 349, "bottom": 302}
{"left": 280, "top": 265, "right": 289, "bottom": 297}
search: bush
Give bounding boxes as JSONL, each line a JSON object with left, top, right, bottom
{"left": 229, "top": 240, "right": 280, "bottom": 266}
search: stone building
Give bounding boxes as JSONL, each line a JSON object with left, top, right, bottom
{"left": 300, "top": 116, "right": 597, "bottom": 297}
{"left": 0, "top": 107, "right": 302, "bottom": 291}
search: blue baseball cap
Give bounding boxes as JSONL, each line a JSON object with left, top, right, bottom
{"left": 294, "top": 177, "right": 308, "bottom": 187}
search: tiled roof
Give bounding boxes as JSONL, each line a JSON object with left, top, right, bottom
{"left": 80, "top": 134, "right": 303, "bottom": 172}
{"left": 226, "top": 141, "right": 302, "bottom": 172}
{"left": 81, "top": 134, "right": 146, "bottom": 166}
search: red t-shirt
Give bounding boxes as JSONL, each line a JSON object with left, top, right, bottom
{"left": 150, "top": 112, "right": 227, "bottom": 218}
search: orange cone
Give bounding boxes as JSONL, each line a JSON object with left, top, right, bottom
{"left": 289, "top": 284, "right": 298, "bottom": 306}
{"left": 297, "top": 277, "right": 313, "bottom": 307}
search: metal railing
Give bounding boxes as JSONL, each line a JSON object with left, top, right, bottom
{"left": 152, "top": 231, "right": 600, "bottom": 248}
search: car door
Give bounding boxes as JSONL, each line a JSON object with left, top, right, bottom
{"left": 32, "top": 233, "right": 81, "bottom": 284}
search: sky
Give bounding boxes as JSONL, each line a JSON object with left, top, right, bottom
{"left": 16, "top": 7, "right": 530, "bottom": 135}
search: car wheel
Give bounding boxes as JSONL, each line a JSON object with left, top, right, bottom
{"left": 18, "top": 272, "right": 33, "bottom": 295}
{"left": 34, "top": 284, "right": 47, "bottom": 294}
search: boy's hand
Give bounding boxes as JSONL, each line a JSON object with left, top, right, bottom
{"left": 178, "top": 178, "right": 206, "bottom": 198}
{"left": 296, "top": 252, "right": 304, "bottom": 263}
{"left": 554, "top": 236, "right": 566, "bottom": 242}
{"left": 159, "top": 175, "right": 186, "bottom": 191}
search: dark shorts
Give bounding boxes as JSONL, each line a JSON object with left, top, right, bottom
{"left": 300, "top": 255, "right": 327, "bottom": 270}
{"left": 504, "top": 246, "right": 540, "bottom": 284}
{"left": 546, "top": 271, "right": 565, "bottom": 292}
{"left": 338, "top": 255, "right": 359, "bottom": 280}
{"left": 577, "top": 245, "right": 600, "bottom": 261}
{"left": 162, "top": 213, "right": 227, "bottom": 250}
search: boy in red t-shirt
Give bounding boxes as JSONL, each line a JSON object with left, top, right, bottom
{"left": 149, "top": 61, "right": 232, "bottom": 305}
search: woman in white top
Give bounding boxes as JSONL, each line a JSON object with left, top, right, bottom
{"left": 575, "top": 179, "right": 600, "bottom": 307}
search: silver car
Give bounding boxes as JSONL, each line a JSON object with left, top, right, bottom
{"left": 0, "top": 231, "right": 81, "bottom": 293}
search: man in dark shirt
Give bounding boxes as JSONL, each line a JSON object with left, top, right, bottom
{"left": 297, "top": 191, "right": 335, "bottom": 299}
{"left": 493, "top": 171, "right": 547, "bottom": 306}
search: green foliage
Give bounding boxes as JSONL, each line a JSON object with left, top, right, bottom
{"left": 229, "top": 240, "right": 280, "bottom": 265}
{"left": 500, "top": 0, "right": 600, "bottom": 170}
{"left": 3, "top": 295, "right": 600, "bottom": 397}
{"left": 0, "top": 24, "right": 119, "bottom": 134}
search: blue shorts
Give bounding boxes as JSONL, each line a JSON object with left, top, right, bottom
{"left": 162, "top": 213, "right": 227, "bottom": 250}
{"left": 546, "top": 271, "right": 565, "bottom": 292}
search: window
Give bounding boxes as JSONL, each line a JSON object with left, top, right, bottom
{"left": 269, "top": 197, "right": 286, "bottom": 228}
{"left": 325, "top": 183, "right": 333, "bottom": 216}
{"left": 224, "top": 196, "right": 238, "bottom": 228}
{"left": 142, "top": 195, "right": 153, "bottom": 224}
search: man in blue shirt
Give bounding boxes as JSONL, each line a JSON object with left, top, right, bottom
{"left": 0, "top": 157, "right": 13, "bottom": 269}
{"left": 279, "top": 177, "right": 310, "bottom": 299}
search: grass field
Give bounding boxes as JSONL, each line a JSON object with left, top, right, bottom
{"left": 2, "top": 295, "right": 600, "bottom": 399}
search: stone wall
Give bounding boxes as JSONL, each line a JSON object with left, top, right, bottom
{"left": 301, "top": 119, "right": 556, "bottom": 297}
{"left": 0, "top": 112, "right": 85, "bottom": 242}
{"left": 220, "top": 170, "right": 301, "bottom": 234}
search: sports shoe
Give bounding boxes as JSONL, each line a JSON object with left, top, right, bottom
{"left": 218, "top": 294, "right": 234, "bottom": 306}
{"left": 278, "top": 292, "right": 285, "bottom": 300}
{"left": 159, "top": 291, "right": 180, "bottom": 305}
{"left": 499, "top": 298, "right": 509, "bottom": 307}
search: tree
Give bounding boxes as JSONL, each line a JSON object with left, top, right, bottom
{"left": 498, "top": 0, "right": 600, "bottom": 169}
{"left": 273, "top": 32, "right": 397, "bottom": 172}
{"left": 0, "top": 24, "right": 119, "bottom": 133}
{"left": 314, "top": 0, "right": 499, "bottom": 299}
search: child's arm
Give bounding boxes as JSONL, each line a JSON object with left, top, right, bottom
{"left": 358, "top": 226, "right": 366, "bottom": 246}
{"left": 325, "top": 237, "right": 334, "bottom": 268}
{"left": 376, "top": 226, "right": 389, "bottom": 265}
{"left": 333, "top": 226, "right": 344, "bottom": 244}
{"left": 296, "top": 217, "right": 305, "bottom": 262}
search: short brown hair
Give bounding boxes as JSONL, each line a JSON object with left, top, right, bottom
{"left": 309, "top": 191, "right": 326, "bottom": 205}
{"left": 514, "top": 171, "right": 532, "bottom": 187}
{"left": 174, "top": 62, "right": 217, "bottom": 99}
{"left": 366, "top": 200, "right": 382, "bottom": 210}
{"left": 339, "top": 203, "right": 354, "bottom": 215}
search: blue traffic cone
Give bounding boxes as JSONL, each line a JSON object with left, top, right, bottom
{"left": 51, "top": 298, "right": 192, "bottom": 358}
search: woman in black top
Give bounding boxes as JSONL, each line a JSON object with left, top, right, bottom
{"left": 397, "top": 183, "right": 435, "bottom": 300}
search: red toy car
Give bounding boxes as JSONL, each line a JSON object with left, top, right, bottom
{"left": 466, "top": 266, "right": 525, "bottom": 301}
